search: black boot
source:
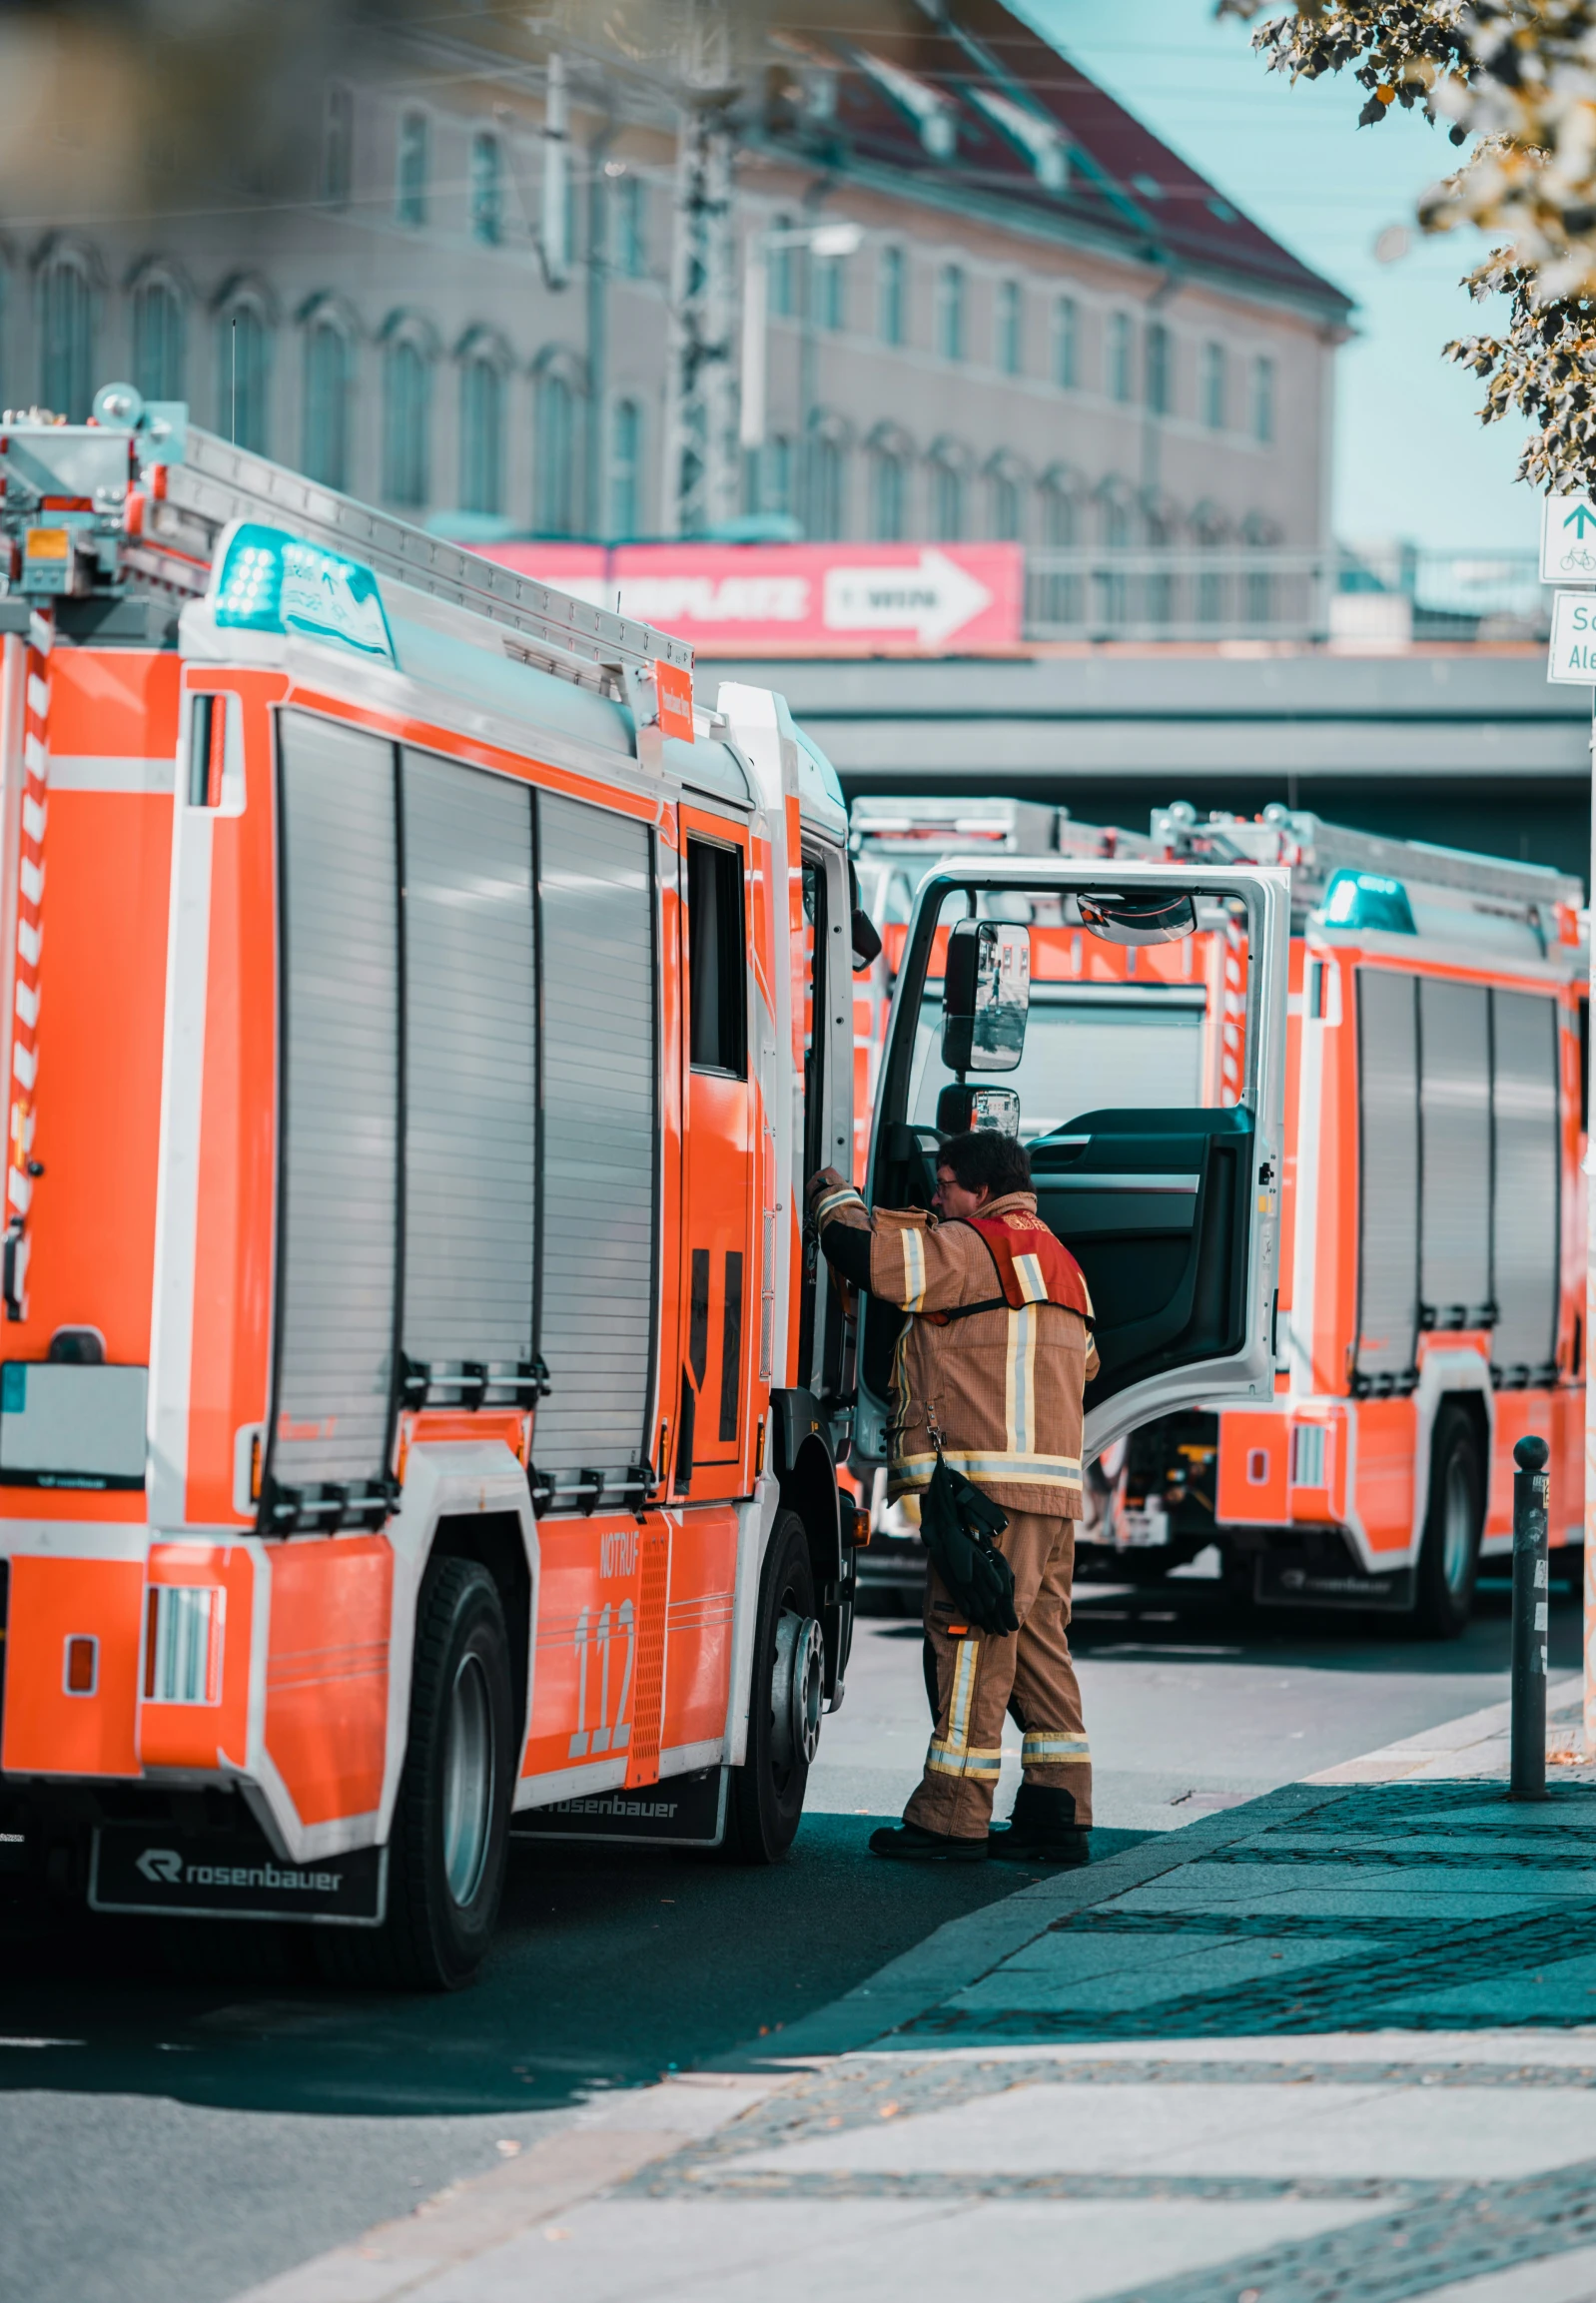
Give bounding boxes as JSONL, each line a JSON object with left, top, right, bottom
{"left": 989, "top": 1783, "right": 1090, "bottom": 1867}
{"left": 869, "top": 1820, "right": 988, "bottom": 1863}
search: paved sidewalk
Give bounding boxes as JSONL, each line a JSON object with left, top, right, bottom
{"left": 236, "top": 1688, "right": 1596, "bottom": 2303}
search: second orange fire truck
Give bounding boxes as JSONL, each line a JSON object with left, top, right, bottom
{"left": 850, "top": 796, "right": 1586, "bottom": 1636}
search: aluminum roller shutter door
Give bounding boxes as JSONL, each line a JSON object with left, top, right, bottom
{"left": 401, "top": 751, "right": 536, "bottom": 1375}
{"left": 535, "top": 793, "right": 657, "bottom": 1475}
{"left": 273, "top": 712, "right": 399, "bottom": 1491}
{"left": 1418, "top": 977, "right": 1491, "bottom": 1328}
{"left": 1355, "top": 968, "right": 1419, "bottom": 1382}
{"left": 1491, "top": 989, "right": 1559, "bottom": 1377}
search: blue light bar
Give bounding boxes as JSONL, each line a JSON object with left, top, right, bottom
{"left": 1320, "top": 868, "right": 1416, "bottom": 936}
{"left": 213, "top": 520, "right": 395, "bottom": 662}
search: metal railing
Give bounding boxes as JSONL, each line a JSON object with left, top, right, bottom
{"left": 1021, "top": 547, "right": 1546, "bottom": 646}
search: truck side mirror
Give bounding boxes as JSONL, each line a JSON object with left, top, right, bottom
{"left": 941, "top": 919, "right": 1030, "bottom": 1074}
{"left": 851, "top": 907, "right": 883, "bottom": 970}
{"left": 936, "top": 1084, "right": 1021, "bottom": 1139}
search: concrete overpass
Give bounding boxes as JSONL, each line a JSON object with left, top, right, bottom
{"left": 703, "top": 648, "right": 1593, "bottom": 881}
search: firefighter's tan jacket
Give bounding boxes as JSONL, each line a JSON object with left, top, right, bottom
{"left": 815, "top": 1183, "right": 1099, "bottom": 1518}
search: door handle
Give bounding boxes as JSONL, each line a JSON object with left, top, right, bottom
{"left": 2, "top": 1218, "right": 24, "bottom": 1322}
{"left": 675, "top": 1369, "right": 697, "bottom": 1496}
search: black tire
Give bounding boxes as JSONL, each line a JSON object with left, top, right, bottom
{"left": 1413, "top": 1401, "right": 1484, "bottom": 1640}
{"left": 321, "top": 1556, "right": 513, "bottom": 1990}
{"left": 725, "top": 1509, "right": 822, "bottom": 1864}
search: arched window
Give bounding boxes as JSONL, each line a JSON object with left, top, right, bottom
{"left": 879, "top": 246, "right": 905, "bottom": 347}
{"left": 38, "top": 253, "right": 94, "bottom": 421}
{"left": 1041, "top": 477, "right": 1077, "bottom": 549}
{"left": 1192, "top": 501, "right": 1229, "bottom": 625}
{"left": 459, "top": 345, "right": 504, "bottom": 516}
{"left": 1251, "top": 354, "right": 1275, "bottom": 445}
{"left": 1242, "top": 509, "right": 1278, "bottom": 626}
{"left": 397, "top": 110, "right": 428, "bottom": 227}
{"left": 757, "top": 433, "right": 793, "bottom": 519}
{"left": 814, "top": 249, "right": 847, "bottom": 332}
{"left": 1143, "top": 495, "right": 1177, "bottom": 625}
{"left": 383, "top": 330, "right": 431, "bottom": 508}
{"left": 1146, "top": 320, "right": 1172, "bottom": 415}
{"left": 217, "top": 297, "right": 272, "bottom": 452}
{"left": 1201, "top": 341, "right": 1225, "bottom": 430}
{"left": 1097, "top": 482, "right": 1133, "bottom": 627}
{"left": 988, "top": 462, "right": 1023, "bottom": 541}
{"left": 132, "top": 274, "right": 185, "bottom": 402}
{"left": 805, "top": 424, "right": 845, "bottom": 540}
{"left": 1053, "top": 296, "right": 1078, "bottom": 390}
{"left": 470, "top": 133, "right": 501, "bottom": 247}
{"left": 1037, "top": 472, "right": 1081, "bottom": 627}
{"left": 870, "top": 446, "right": 906, "bottom": 541}
{"left": 1107, "top": 311, "right": 1133, "bottom": 403}
{"left": 996, "top": 279, "right": 1022, "bottom": 377}
{"left": 931, "top": 449, "right": 964, "bottom": 541}
{"left": 534, "top": 370, "right": 577, "bottom": 535}
{"left": 303, "top": 312, "right": 353, "bottom": 489}
{"left": 609, "top": 397, "right": 641, "bottom": 537}
{"left": 936, "top": 264, "right": 965, "bottom": 362}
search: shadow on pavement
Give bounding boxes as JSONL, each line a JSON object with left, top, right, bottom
{"left": 1067, "top": 1570, "right": 1584, "bottom": 1680}
{"left": 0, "top": 1813, "right": 1146, "bottom": 2118}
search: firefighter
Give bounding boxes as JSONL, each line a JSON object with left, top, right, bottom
{"left": 807, "top": 1131, "right": 1097, "bottom": 1866}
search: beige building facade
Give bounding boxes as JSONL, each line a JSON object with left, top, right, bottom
{"left": 0, "top": 4, "right": 1348, "bottom": 561}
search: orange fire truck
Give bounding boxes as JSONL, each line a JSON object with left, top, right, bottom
{"left": 0, "top": 384, "right": 873, "bottom": 1985}
{"left": 851, "top": 797, "right": 1586, "bottom": 1637}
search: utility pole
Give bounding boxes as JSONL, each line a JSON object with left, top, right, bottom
{"left": 586, "top": 117, "right": 616, "bottom": 540}
{"left": 661, "top": 101, "right": 737, "bottom": 536}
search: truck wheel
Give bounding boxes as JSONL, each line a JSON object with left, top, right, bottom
{"left": 322, "top": 1557, "right": 513, "bottom": 1990}
{"left": 725, "top": 1509, "right": 822, "bottom": 1864}
{"left": 1413, "top": 1402, "right": 1483, "bottom": 1640}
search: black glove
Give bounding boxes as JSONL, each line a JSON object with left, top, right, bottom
{"left": 920, "top": 1459, "right": 1018, "bottom": 1635}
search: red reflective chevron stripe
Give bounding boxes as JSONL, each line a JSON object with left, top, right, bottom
{"left": 963, "top": 1213, "right": 1094, "bottom": 1321}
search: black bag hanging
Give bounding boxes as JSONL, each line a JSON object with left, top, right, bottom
{"left": 919, "top": 1413, "right": 1019, "bottom": 1636}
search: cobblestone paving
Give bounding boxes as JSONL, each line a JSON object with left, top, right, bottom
{"left": 624, "top": 2048, "right": 1596, "bottom": 2299}
{"left": 1086, "top": 2160, "right": 1596, "bottom": 2303}
{"left": 619, "top": 1784, "right": 1596, "bottom": 2300}
{"left": 900, "top": 1783, "right": 1596, "bottom": 2043}
{"left": 627, "top": 2051, "right": 1596, "bottom": 2198}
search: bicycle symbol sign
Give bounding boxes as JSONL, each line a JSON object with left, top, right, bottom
{"left": 1540, "top": 493, "right": 1596, "bottom": 585}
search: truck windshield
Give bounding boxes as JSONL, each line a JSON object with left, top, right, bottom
{"left": 909, "top": 983, "right": 1207, "bottom": 1143}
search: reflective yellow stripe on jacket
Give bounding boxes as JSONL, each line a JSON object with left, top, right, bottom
{"left": 895, "top": 1449, "right": 1084, "bottom": 1493}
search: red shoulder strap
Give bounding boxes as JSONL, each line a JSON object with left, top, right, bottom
{"left": 965, "top": 1212, "right": 1094, "bottom": 1321}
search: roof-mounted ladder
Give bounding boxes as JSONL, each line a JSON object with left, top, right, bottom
{"left": 0, "top": 389, "right": 691, "bottom": 704}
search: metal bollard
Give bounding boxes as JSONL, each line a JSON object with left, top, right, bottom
{"left": 1510, "top": 1434, "right": 1551, "bottom": 1804}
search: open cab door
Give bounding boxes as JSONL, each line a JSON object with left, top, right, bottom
{"left": 854, "top": 857, "right": 1289, "bottom": 1465}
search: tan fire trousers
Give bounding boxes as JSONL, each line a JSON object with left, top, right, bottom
{"left": 905, "top": 1509, "right": 1093, "bottom": 1840}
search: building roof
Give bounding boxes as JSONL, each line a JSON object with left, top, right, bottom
{"left": 763, "top": 0, "right": 1351, "bottom": 324}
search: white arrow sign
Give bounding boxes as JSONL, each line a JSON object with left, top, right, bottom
{"left": 1540, "top": 493, "right": 1596, "bottom": 584}
{"left": 1546, "top": 588, "right": 1596, "bottom": 681}
{"left": 823, "top": 549, "right": 994, "bottom": 647}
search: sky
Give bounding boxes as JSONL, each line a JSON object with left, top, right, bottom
{"left": 1024, "top": 0, "right": 1538, "bottom": 557}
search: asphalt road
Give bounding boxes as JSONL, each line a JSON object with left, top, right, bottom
{"left": 0, "top": 1559, "right": 1581, "bottom": 2303}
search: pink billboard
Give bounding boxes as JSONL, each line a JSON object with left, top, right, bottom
{"left": 476, "top": 541, "right": 1025, "bottom": 657}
